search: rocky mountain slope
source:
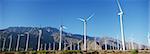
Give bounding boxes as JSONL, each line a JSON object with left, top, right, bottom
{"left": 0, "top": 27, "right": 147, "bottom": 51}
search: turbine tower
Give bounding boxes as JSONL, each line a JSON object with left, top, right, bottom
{"left": 53, "top": 42, "right": 55, "bottom": 50}
{"left": 2, "top": 37, "right": 6, "bottom": 51}
{"left": 58, "top": 25, "right": 66, "bottom": 50}
{"left": 37, "top": 30, "right": 42, "bottom": 51}
{"left": 0, "top": 36, "right": 1, "bottom": 51}
{"left": 105, "top": 39, "right": 107, "bottom": 50}
{"left": 25, "top": 32, "right": 29, "bottom": 51}
{"left": 78, "top": 13, "right": 94, "bottom": 51}
{"left": 116, "top": 0, "right": 126, "bottom": 50}
{"left": 148, "top": 32, "right": 150, "bottom": 48}
{"left": 77, "top": 40, "right": 82, "bottom": 50}
{"left": 16, "top": 34, "right": 24, "bottom": 51}
{"left": 48, "top": 43, "right": 51, "bottom": 51}
{"left": 94, "top": 36, "right": 97, "bottom": 50}
{"left": 44, "top": 43, "right": 47, "bottom": 50}
{"left": 8, "top": 35, "right": 12, "bottom": 51}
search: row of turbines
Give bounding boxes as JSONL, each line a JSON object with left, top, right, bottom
{"left": 0, "top": 32, "right": 30, "bottom": 51}
{"left": 0, "top": 0, "right": 149, "bottom": 51}
{"left": 0, "top": 29, "right": 149, "bottom": 51}
{"left": 0, "top": 29, "right": 82, "bottom": 51}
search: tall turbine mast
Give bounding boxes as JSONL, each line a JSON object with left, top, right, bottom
{"left": 105, "top": 39, "right": 107, "bottom": 50}
{"left": 53, "top": 42, "right": 55, "bottom": 50}
{"left": 48, "top": 43, "right": 51, "bottom": 51}
{"left": 77, "top": 40, "right": 82, "bottom": 50}
{"left": 94, "top": 36, "right": 97, "bottom": 50}
{"left": 25, "top": 32, "right": 29, "bottom": 51}
{"left": 58, "top": 25, "right": 66, "bottom": 50}
{"left": 78, "top": 13, "right": 94, "bottom": 51}
{"left": 37, "top": 30, "right": 42, "bottom": 51}
{"left": 0, "top": 36, "right": 1, "bottom": 51}
{"left": 147, "top": 32, "right": 150, "bottom": 49}
{"left": 116, "top": 0, "right": 125, "bottom": 50}
{"left": 2, "top": 37, "right": 6, "bottom": 51}
{"left": 16, "top": 34, "right": 24, "bottom": 51}
{"left": 8, "top": 35, "right": 12, "bottom": 51}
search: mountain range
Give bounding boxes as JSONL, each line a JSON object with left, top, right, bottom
{"left": 0, "top": 27, "right": 148, "bottom": 51}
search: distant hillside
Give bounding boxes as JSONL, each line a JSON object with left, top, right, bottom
{"left": 0, "top": 27, "right": 147, "bottom": 51}
{"left": 0, "top": 27, "right": 94, "bottom": 51}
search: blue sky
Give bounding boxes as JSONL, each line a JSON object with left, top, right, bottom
{"left": 0, "top": 0, "right": 149, "bottom": 45}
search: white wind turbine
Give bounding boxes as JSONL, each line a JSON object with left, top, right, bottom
{"left": 78, "top": 13, "right": 94, "bottom": 50}
{"left": 37, "top": 30, "right": 42, "bottom": 51}
{"left": 8, "top": 35, "right": 12, "bottom": 51}
{"left": 0, "top": 36, "right": 1, "bottom": 51}
{"left": 104, "top": 39, "right": 107, "bottom": 50}
{"left": 130, "top": 35, "right": 135, "bottom": 50}
{"left": 2, "top": 37, "right": 6, "bottom": 51}
{"left": 147, "top": 32, "right": 150, "bottom": 49}
{"left": 63, "top": 42, "right": 67, "bottom": 50}
{"left": 48, "top": 43, "right": 51, "bottom": 51}
{"left": 16, "top": 34, "right": 24, "bottom": 51}
{"left": 77, "top": 40, "right": 82, "bottom": 50}
{"left": 53, "top": 42, "right": 55, "bottom": 50}
{"left": 116, "top": 0, "right": 126, "bottom": 50}
{"left": 58, "top": 25, "right": 67, "bottom": 50}
{"left": 116, "top": 35, "right": 120, "bottom": 50}
{"left": 25, "top": 32, "right": 29, "bottom": 51}
{"left": 70, "top": 42, "right": 72, "bottom": 50}
{"left": 40, "top": 44, "right": 43, "bottom": 50}
{"left": 44, "top": 43, "right": 47, "bottom": 50}
{"left": 94, "top": 36, "right": 97, "bottom": 50}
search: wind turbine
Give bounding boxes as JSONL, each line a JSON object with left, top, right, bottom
{"left": 74, "top": 44, "right": 76, "bottom": 50}
{"left": 147, "top": 32, "right": 150, "bottom": 49}
{"left": 0, "top": 36, "right": 1, "bottom": 51}
{"left": 94, "top": 36, "right": 97, "bottom": 50}
{"left": 37, "top": 30, "right": 42, "bottom": 51}
{"left": 70, "top": 42, "right": 72, "bottom": 50}
{"left": 48, "top": 43, "right": 51, "bottom": 51}
{"left": 116, "top": 35, "right": 120, "bottom": 50}
{"left": 8, "top": 35, "right": 12, "bottom": 51}
{"left": 58, "top": 25, "right": 66, "bottom": 50}
{"left": 16, "top": 34, "right": 24, "bottom": 51}
{"left": 40, "top": 44, "right": 43, "bottom": 50}
{"left": 2, "top": 37, "right": 6, "bottom": 51}
{"left": 78, "top": 13, "right": 94, "bottom": 51}
{"left": 77, "top": 40, "right": 82, "bottom": 50}
{"left": 131, "top": 37, "right": 135, "bottom": 50}
{"left": 116, "top": 0, "right": 126, "bottom": 50}
{"left": 104, "top": 38, "right": 107, "bottom": 50}
{"left": 64, "top": 42, "right": 67, "bottom": 50}
{"left": 53, "top": 42, "right": 55, "bottom": 50}
{"left": 44, "top": 43, "right": 47, "bottom": 50}
{"left": 25, "top": 32, "right": 29, "bottom": 51}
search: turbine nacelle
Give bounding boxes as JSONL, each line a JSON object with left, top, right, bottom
{"left": 60, "top": 25, "right": 67, "bottom": 29}
{"left": 116, "top": 0, "right": 123, "bottom": 15}
{"left": 118, "top": 11, "right": 123, "bottom": 15}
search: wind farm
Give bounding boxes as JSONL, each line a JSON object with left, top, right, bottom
{"left": 0, "top": 0, "right": 149, "bottom": 54}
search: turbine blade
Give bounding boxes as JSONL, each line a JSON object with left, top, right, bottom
{"left": 62, "top": 25, "right": 67, "bottom": 29}
{"left": 116, "top": 0, "right": 123, "bottom": 12}
{"left": 87, "top": 13, "right": 95, "bottom": 21}
{"left": 77, "top": 18, "right": 85, "bottom": 22}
